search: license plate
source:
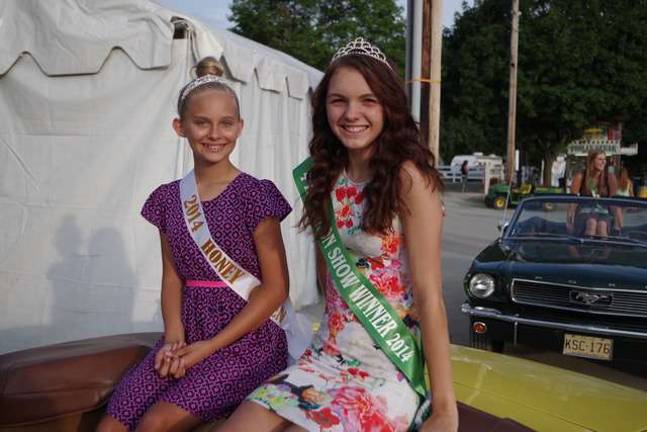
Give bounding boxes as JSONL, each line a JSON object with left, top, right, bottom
{"left": 563, "top": 333, "right": 613, "bottom": 361}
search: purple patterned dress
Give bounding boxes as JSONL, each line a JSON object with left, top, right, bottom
{"left": 106, "top": 173, "right": 291, "bottom": 430}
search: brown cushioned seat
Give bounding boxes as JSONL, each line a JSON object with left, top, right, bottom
{"left": 0, "top": 332, "right": 159, "bottom": 428}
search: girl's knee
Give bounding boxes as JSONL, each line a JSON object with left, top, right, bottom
{"left": 96, "top": 415, "right": 127, "bottom": 432}
{"left": 136, "top": 403, "right": 200, "bottom": 432}
{"left": 137, "top": 413, "right": 167, "bottom": 432}
{"left": 597, "top": 221, "right": 609, "bottom": 235}
{"left": 219, "top": 401, "right": 287, "bottom": 431}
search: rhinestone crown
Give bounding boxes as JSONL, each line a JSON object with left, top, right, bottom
{"left": 178, "top": 75, "right": 230, "bottom": 108}
{"left": 331, "top": 37, "right": 392, "bottom": 69}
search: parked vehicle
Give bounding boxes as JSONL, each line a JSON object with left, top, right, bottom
{"left": 450, "top": 153, "right": 504, "bottom": 174}
{"left": 484, "top": 183, "right": 563, "bottom": 209}
{"left": 451, "top": 346, "right": 647, "bottom": 432}
{"left": 450, "top": 153, "right": 504, "bottom": 181}
{"left": 463, "top": 195, "right": 647, "bottom": 364}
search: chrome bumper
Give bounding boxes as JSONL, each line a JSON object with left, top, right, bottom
{"left": 461, "top": 302, "right": 647, "bottom": 340}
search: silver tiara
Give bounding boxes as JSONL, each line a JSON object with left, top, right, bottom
{"left": 178, "top": 75, "right": 230, "bottom": 108}
{"left": 331, "top": 37, "right": 392, "bottom": 70}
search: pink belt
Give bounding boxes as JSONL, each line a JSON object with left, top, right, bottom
{"left": 185, "top": 280, "right": 228, "bottom": 288}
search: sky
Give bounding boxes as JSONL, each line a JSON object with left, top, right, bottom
{"left": 154, "top": 0, "right": 471, "bottom": 30}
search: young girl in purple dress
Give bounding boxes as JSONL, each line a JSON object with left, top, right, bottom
{"left": 97, "top": 70, "right": 293, "bottom": 431}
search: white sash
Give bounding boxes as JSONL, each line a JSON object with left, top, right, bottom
{"left": 179, "top": 170, "right": 310, "bottom": 361}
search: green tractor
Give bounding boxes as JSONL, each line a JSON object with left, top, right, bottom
{"left": 484, "top": 183, "right": 563, "bottom": 209}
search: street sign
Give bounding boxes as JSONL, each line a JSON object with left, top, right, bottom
{"left": 567, "top": 140, "right": 637, "bottom": 156}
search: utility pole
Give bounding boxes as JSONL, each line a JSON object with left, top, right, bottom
{"left": 506, "top": 0, "right": 520, "bottom": 183}
{"left": 420, "top": 0, "right": 431, "bottom": 147}
{"left": 406, "top": 0, "right": 423, "bottom": 123}
{"left": 428, "top": 0, "right": 443, "bottom": 166}
{"left": 420, "top": 0, "right": 442, "bottom": 165}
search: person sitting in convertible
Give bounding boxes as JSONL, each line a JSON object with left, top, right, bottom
{"left": 566, "top": 150, "right": 620, "bottom": 237}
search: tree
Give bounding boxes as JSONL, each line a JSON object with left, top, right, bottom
{"left": 442, "top": 0, "right": 647, "bottom": 183}
{"left": 518, "top": 0, "right": 647, "bottom": 183}
{"left": 229, "top": 0, "right": 406, "bottom": 72}
{"left": 441, "top": 0, "right": 510, "bottom": 159}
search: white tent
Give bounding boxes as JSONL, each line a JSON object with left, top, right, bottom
{"left": 0, "top": 0, "right": 322, "bottom": 353}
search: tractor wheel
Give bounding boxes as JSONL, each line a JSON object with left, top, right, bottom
{"left": 493, "top": 196, "right": 507, "bottom": 210}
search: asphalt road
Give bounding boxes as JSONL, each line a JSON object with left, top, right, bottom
{"left": 441, "top": 187, "right": 504, "bottom": 346}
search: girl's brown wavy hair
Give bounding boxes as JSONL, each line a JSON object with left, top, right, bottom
{"left": 300, "top": 55, "right": 443, "bottom": 239}
{"left": 582, "top": 150, "right": 613, "bottom": 196}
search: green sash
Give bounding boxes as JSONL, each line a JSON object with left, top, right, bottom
{"left": 293, "top": 158, "right": 427, "bottom": 398}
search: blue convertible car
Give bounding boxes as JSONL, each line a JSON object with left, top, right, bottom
{"left": 462, "top": 195, "right": 647, "bottom": 362}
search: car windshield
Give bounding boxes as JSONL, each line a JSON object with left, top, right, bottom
{"left": 507, "top": 197, "right": 647, "bottom": 245}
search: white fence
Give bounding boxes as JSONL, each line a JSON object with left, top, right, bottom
{"left": 438, "top": 165, "right": 485, "bottom": 183}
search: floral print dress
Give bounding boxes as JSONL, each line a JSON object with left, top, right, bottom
{"left": 248, "top": 172, "right": 421, "bottom": 431}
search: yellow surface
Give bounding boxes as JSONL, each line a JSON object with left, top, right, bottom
{"left": 519, "top": 183, "right": 533, "bottom": 194}
{"left": 451, "top": 345, "right": 647, "bottom": 432}
{"left": 638, "top": 185, "right": 647, "bottom": 199}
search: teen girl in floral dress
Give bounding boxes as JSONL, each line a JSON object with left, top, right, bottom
{"left": 221, "top": 38, "right": 458, "bottom": 432}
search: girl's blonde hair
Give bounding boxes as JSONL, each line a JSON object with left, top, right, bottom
{"left": 195, "top": 56, "right": 224, "bottom": 78}
{"left": 178, "top": 57, "right": 239, "bottom": 118}
{"left": 618, "top": 167, "right": 631, "bottom": 190}
{"left": 582, "top": 150, "right": 608, "bottom": 196}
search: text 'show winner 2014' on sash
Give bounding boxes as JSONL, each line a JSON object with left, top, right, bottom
{"left": 292, "top": 158, "right": 427, "bottom": 399}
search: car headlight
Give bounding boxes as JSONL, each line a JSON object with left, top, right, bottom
{"left": 469, "top": 273, "right": 496, "bottom": 298}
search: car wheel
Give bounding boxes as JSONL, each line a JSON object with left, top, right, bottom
{"left": 469, "top": 330, "right": 504, "bottom": 353}
{"left": 493, "top": 196, "right": 507, "bottom": 210}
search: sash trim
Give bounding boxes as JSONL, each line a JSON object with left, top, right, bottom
{"left": 179, "top": 170, "right": 284, "bottom": 325}
{"left": 185, "top": 280, "right": 229, "bottom": 288}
